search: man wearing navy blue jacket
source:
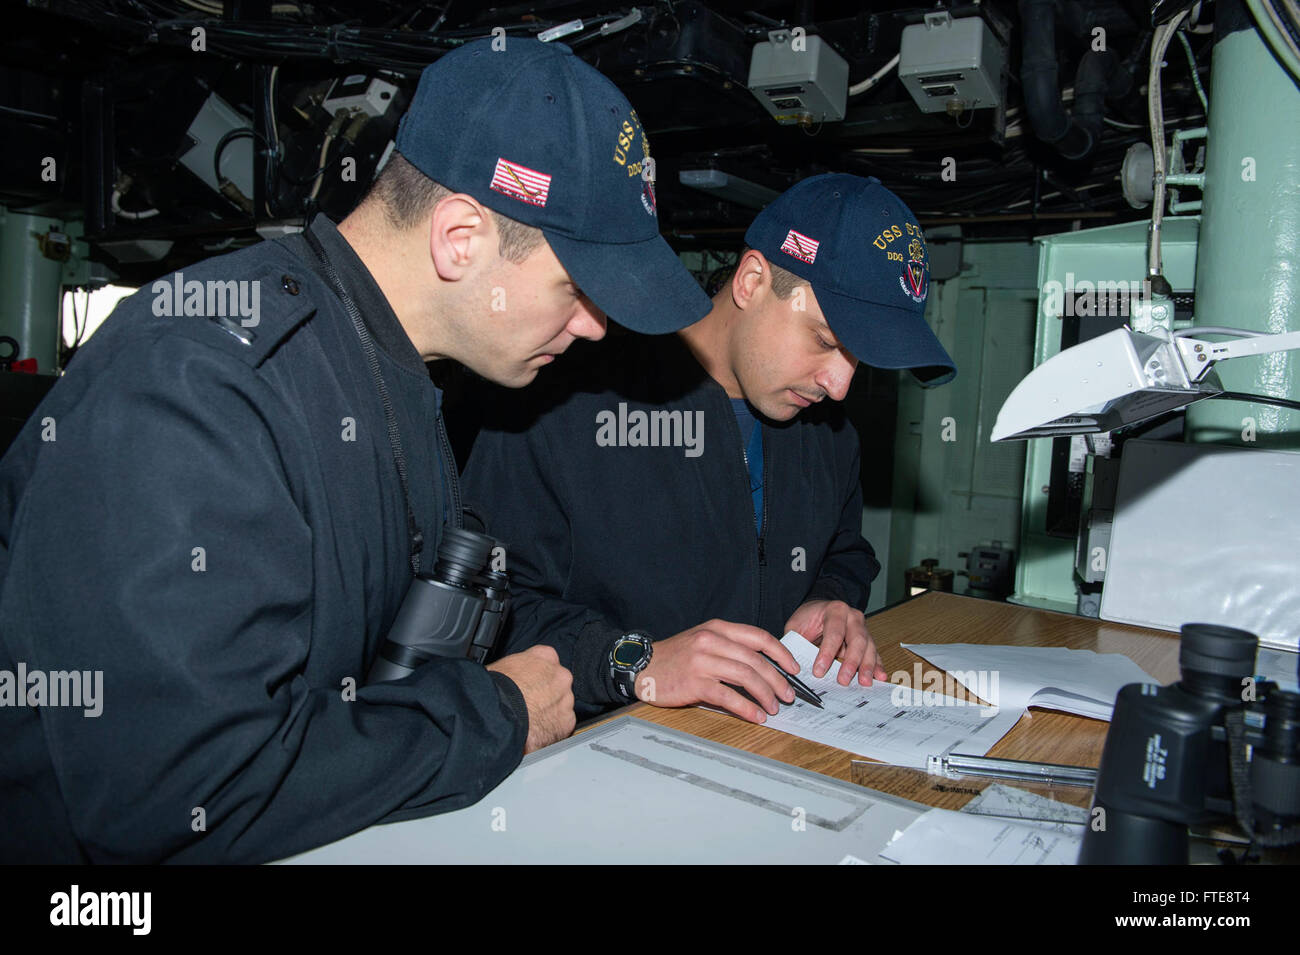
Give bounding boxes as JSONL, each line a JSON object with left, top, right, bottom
{"left": 0, "top": 40, "right": 710, "bottom": 862}
{"left": 460, "top": 175, "right": 956, "bottom": 723}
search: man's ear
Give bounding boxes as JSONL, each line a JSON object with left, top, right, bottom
{"left": 731, "top": 249, "right": 770, "bottom": 310}
{"left": 428, "top": 194, "right": 496, "bottom": 281}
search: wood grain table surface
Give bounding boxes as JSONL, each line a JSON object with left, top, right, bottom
{"left": 583, "top": 591, "right": 1182, "bottom": 810}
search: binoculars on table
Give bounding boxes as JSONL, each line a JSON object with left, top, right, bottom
{"left": 1080, "top": 623, "right": 1300, "bottom": 864}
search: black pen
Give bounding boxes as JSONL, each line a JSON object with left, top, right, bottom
{"left": 760, "top": 652, "right": 824, "bottom": 708}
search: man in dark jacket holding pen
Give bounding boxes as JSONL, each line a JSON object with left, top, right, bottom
{"left": 0, "top": 39, "right": 709, "bottom": 863}
{"left": 460, "top": 174, "right": 956, "bottom": 723}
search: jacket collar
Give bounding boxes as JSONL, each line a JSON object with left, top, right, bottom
{"left": 307, "top": 214, "right": 429, "bottom": 378}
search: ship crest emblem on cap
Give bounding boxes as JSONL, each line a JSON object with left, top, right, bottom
{"left": 901, "top": 238, "right": 927, "bottom": 303}
{"left": 490, "top": 157, "right": 551, "bottom": 207}
{"left": 780, "top": 229, "right": 819, "bottom": 264}
{"left": 641, "top": 178, "right": 657, "bottom": 217}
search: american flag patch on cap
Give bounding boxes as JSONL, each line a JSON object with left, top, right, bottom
{"left": 490, "top": 157, "right": 551, "bottom": 207}
{"left": 780, "top": 229, "right": 819, "bottom": 264}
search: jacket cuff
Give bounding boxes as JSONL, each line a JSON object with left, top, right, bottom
{"left": 488, "top": 670, "right": 530, "bottom": 751}
{"left": 572, "top": 621, "right": 629, "bottom": 708}
{"left": 806, "top": 576, "right": 850, "bottom": 606}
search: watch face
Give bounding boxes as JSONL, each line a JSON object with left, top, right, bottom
{"left": 612, "top": 640, "right": 647, "bottom": 668}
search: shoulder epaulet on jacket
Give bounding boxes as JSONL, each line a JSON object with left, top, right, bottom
{"left": 159, "top": 251, "right": 321, "bottom": 368}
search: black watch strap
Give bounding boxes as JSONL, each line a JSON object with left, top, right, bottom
{"left": 609, "top": 632, "right": 654, "bottom": 701}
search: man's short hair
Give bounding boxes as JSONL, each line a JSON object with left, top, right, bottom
{"left": 727, "top": 249, "right": 807, "bottom": 300}
{"left": 366, "top": 151, "right": 545, "bottom": 264}
{"left": 765, "top": 257, "right": 807, "bottom": 300}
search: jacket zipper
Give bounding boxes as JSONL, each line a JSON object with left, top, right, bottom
{"left": 722, "top": 394, "right": 760, "bottom": 622}
{"left": 435, "top": 408, "right": 464, "bottom": 530}
{"left": 757, "top": 425, "right": 768, "bottom": 626}
{"left": 729, "top": 394, "right": 767, "bottom": 624}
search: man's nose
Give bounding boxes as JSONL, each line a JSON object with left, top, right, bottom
{"left": 819, "top": 351, "right": 858, "bottom": 402}
{"left": 570, "top": 296, "right": 607, "bottom": 341}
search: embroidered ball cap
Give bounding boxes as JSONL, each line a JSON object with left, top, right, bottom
{"left": 395, "top": 38, "right": 710, "bottom": 334}
{"left": 745, "top": 173, "right": 956, "bottom": 386}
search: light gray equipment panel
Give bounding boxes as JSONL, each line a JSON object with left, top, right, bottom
{"left": 278, "top": 717, "right": 927, "bottom": 864}
{"left": 1100, "top": 439, "right": 1300, "bottom": 649}
{"left": 748, "top": 33, "right": 849, "bottom": 126}
{"left": 899, "top": 12, "right": 1005, "bottom": 114}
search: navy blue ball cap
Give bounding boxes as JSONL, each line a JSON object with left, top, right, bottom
{"left": 395, "top": 37, "right": 710, "bottom": 334}
{"left": 744, "top": 173, "right": 956, "bottom": 386}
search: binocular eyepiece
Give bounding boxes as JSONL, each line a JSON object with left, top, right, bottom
{"left": 367, "top": 527, "right": 510, "bottom": 683}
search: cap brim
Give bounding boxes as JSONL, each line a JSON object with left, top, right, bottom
{"left": 816, "top": 285, "right": 957, "bottom": 387}
{"left": 543, "top": 229, "right": 712, "bottom": 334}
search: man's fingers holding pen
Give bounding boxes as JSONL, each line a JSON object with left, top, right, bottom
{"left": 706, "top": 655, "right": 787, "bottom": 719}
{"left": 700, "top": 618, "right": 801, "bottom": 675}
{"left": 689, "top": 634, "right": 795, "bottom": 711}
{"left": 708, "top": 682, "right": 770, "bottom": 725}
{"left": 639, "top": 619, "right": 797, "bottom": 714}
{"left": 692, "top": 624, "right": 798, "bottom": 706}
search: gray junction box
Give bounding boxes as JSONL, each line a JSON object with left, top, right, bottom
{"left": 747, "top": 31, "right": 849, "bottom": 126}
{"left": 898, "top": 12, "right": 1005, "bottom": 114}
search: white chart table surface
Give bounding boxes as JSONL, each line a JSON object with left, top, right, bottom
{"left": 279, "top": 717, "right": 927, "bottom": 864}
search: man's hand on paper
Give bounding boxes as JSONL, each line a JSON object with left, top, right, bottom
{"left": 784, "top": 599, "right": 887, "bottom": 686}
{"left": 636, "top": 619, "right": 799, "bottom": 724}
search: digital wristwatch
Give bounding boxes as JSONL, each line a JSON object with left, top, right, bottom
{"left": 609, "top": 632, "right": 654, "bottom": 701}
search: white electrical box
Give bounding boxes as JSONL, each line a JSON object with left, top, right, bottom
{"left": 747, "top": 31, "right": 848, "bottom": 126}
{"left": 898, "top": 12, "right": 1004, "bottom": 114}
{"left": 322, "top": 74, "right": 399, "bottom": 118}
{"left": 178, "top": 92, "right": 254, "bottom": 197}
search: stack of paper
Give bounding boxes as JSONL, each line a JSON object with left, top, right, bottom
{"left": 961, "top": 783, "right": 1090, "bottom": 830}
{"left": 1257, "top": 646, "right": 1299, "bottom": 693}
{"left": 900, "top": 643, "right": 1157, "bottom": 721}
{"left": 878, "top": 807, "right": 1083, "bottom": 864}
{"left": 703, "top": 634, "right": 1025, "bottom": 768}
{"left": 871, "top": 785, "right": 1088, "bottom": 864}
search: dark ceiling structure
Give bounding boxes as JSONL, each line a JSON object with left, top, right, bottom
{"left": 3, "top": 1, "right": 1215, "bottom": 284}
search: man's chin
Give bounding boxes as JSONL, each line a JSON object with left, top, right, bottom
{"left": 509, "top": 367, "right": 542, "bottom": 388}
{"left": 464, "top": 363, "right": 538, "bottom": 389}
{"left": 760, "top": 399, "right": 801, "bottom": 422}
